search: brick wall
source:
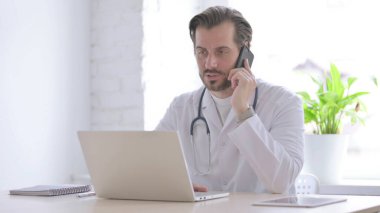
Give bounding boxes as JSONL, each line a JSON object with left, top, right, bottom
{"left": 91, "top": 0, "right": 144, "bottom": 130}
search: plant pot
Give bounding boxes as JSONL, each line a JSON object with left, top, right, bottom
{"left": 303, "top": 134, "right": 349, "bottom": 184}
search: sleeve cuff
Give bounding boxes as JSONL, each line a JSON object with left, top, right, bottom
{"left": 236, "top": 107, "right": 256, "bottom": 124}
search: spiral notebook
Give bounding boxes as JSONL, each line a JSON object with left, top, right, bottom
{"left": 9, "top": 184, "right": 92, "bottom": 196}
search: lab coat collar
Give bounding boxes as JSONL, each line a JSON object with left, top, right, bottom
{"left": 200, "top": 89, "right": 240, "bottom": 134}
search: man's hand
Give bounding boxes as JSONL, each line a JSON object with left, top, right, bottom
{"left": 228, "top": 58, "right": 256, "bottom": 115}
{"left": 193, "top": 183, "right": 208, "bottom": 192}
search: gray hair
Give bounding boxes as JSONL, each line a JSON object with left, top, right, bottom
{"left": 189, "top": 6, "right": 252, "bottom": 48}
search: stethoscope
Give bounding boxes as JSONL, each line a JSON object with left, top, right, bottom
{"left": 190, "top": 87, "right": 258, "bottom": 175}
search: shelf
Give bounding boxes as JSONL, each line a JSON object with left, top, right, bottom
{"left": 320, "top": 179, "right": 380, "bottom": 196}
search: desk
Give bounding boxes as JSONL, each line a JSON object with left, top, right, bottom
{"left": 1, "top": 192, "right": 380, "bottom": 213}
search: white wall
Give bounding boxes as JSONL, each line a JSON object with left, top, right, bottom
{"left": 142, "top": 0, "right": 229, "bottom": 130}
{"left": 0, "top": 0, "right": 90, "bottom": 190}
{"left": 91, "top": 0, "right": 144, "bottom": 130}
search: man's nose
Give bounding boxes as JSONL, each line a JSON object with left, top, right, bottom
{"left": 205, "top": 53, "right": 218, "bottom": 70}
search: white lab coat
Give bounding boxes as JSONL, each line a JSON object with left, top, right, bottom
{"left": 156, "top": 79, "right": 304, "bottom": 194}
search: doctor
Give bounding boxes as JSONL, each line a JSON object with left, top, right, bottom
{"left": 156, "top": 6, "right": 304, "bottom": 194}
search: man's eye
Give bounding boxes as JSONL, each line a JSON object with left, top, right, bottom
{"left": 196, "top": 50, "right": 207, "bottom": 56}
{"left": 218, "top": 49, "right": 229, "bottom": 55}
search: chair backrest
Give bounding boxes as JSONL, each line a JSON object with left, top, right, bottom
{"left": 295, "top": 173, "right": 320, "bottom": 194}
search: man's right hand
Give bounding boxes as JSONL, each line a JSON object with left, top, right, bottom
{"left": 193, "top": 183, "right": 208, "bottom": 192}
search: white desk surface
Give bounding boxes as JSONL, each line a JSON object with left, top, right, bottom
{"left": 1, "top": 192, "right": 380, "bottom": 213}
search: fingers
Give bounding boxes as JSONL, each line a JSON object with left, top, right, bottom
{"left": 228, "top": 59, "right": 254, "bottom": 89}
{"left": 243, "top": 58, "right": 251, "bottom": 71}
{"left": 193, "top": 183, "right": 208, "bottom": 192}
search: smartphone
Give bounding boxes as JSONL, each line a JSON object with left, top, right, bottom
{"left": 235, "top": 46, "right": 254, "bottom": 68}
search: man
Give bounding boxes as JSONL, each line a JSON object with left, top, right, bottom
{"left": 156, "top": 6, "right": 304, "bottom": 194}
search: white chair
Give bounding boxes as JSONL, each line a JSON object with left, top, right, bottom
{"left": 295, "top": 173, "right": 320, "bottom": 194}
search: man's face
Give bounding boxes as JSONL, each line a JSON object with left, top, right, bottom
{"left": 194, "top": 21, "right": 240, "bottom": 92}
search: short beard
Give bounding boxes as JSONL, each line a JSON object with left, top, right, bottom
{"left": 200, "top": 70, "right": 231, "bottom": 91}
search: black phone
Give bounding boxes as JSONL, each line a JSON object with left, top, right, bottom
{"left": 235, "top": 46, "right": 254, "bottom": 68}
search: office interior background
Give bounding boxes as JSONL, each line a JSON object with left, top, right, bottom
{"left": 0, "top": 0, "right": 379, "bottom": 190}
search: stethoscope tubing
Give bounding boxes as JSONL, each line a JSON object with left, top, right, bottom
{"left": 189, "top": 87, "right": 258, "bottom": 175}
{"left": 190, "top": 87, "right": 258, "bottom": 135}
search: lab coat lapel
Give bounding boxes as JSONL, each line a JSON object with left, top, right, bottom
{"left": 220, "top": 110, "right": 236, "bottom": 133}
{"left": 201, "top": 90, "right": 223, "bottom": 131}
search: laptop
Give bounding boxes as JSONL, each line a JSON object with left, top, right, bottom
{"left": 78, "top": 131, "right": 229, "bottom": 202}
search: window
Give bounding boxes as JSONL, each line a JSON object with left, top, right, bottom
{"left": 143, "top": 0, "right": 201, "bottom": 130}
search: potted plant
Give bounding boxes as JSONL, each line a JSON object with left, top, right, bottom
{"left": 297, "top": 63, "right": 370, "bottom": 184}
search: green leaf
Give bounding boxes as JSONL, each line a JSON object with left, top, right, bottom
{"left": 304, "top": 108, "right": 317, "bottom": 124}
{"left": 329, "top": 64, "right": 345, "bottom": 99}
{"left": 347, "top": 77, "right": 357, "bottom": 90}
{"left": 339, "top": 92, "right": 369, "bottom": 107}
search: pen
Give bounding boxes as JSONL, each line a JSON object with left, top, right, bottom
{"left": 77, "top": 191, "right": 96, "bottom": 198}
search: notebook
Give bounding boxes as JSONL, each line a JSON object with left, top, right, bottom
{"left": 9, "top": 184, "right": 92, "bottom": 196}
{"left": 78, "top": 131, "right": 229, "bottom": 202}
